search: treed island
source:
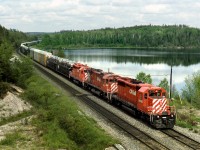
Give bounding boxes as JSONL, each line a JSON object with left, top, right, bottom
{"left": 1, "top": 24, "right": 200, "bottom": 149}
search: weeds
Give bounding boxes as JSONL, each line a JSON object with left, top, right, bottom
{"left": 173, "top": 97, "right": 200, "bottom": 132}
{"left": 22, "top": 74, "right": 117, "bottom": 149}
{"left": 0, "top": 111, "right": 33, "bottom": 126}
{"left": 0, "top": 131, "right": 26, "bottom": 146}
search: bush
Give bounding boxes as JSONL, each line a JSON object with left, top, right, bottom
{"left": 42, "top": 120, "right": 78, "bottom": 149}
{"left": 23, "top": 74, "right": 117, "bottom": 149}
{"left": 182, "top": 71, "right": 200, "bottom": 108}
{"left": 0, "top": 82, "right": 10, "bottom": 98}
{"left": 136, "top": 72, "right": 152, "bottom": 84}
{"left": 11, "top": 57, "right": 33, "bottom": 88}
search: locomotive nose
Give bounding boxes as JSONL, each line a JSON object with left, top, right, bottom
{"left": 152, "top": 97, "right": 168, "bottom": 115}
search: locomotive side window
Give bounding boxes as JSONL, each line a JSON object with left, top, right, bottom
{"left": 144, "top": 93, "right": 147, "bottom": 99}
{"left": 139, "top": 94, "right": 143, "bottom": 103}
{"left": 140, "top": 94, "right": 142, "bottom": 100}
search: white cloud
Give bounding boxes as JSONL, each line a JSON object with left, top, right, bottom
{"left": 0, "top": 0, "right": 200, "bottom": 32}
{"left": 144, "top": 4, "right": 169, "bottom": 14}
{"left": 21, "top": 15, "right": 33, "bottom": 23}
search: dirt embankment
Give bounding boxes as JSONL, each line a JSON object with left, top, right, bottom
{"left": 0, "top": 85, "right": 35, "bottom": 146}
{"left": 0, "top": 85, "right": 31, "bottom": 121}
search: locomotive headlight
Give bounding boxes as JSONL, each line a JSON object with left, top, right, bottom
{"left": 157, "top": 116, "right": 160, "bottom": 118}
{"left": 171, "top": 114, "right": 173, "bottom": 117}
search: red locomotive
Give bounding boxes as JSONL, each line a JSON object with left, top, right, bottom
{"left": 86, "top": 68, "right": 119, "bottom": 101}
{"left": 20, "top": 42, "right": 176, "bottom": 129}
{"left": 70, "top": 63, "right": 90, "bottom": 86}
{"left": 113, "top": 77, "right": 175, "bottom": 128}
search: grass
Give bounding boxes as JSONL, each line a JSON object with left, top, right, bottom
{"left": 0, "top": 131, "right": 26, "bottom": 146}
{"left": 171, "top": 98, "right": 200, "bottom": 132}
{"left": 0, "top": 111, "right": 33, "bottom": 126}
{"left": 21, "top": 74, "right": 118, "bottom": 149}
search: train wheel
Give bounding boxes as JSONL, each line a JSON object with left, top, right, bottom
{"left": 116, "top": 101, "right": 122, "bottom": 107}
{"left": 107, "top": 98, "right": 113, "bottom": 104}
{"left": 136, "top": 110, "right": 142, "bottom": 119}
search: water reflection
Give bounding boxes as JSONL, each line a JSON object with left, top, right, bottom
{"left": 64, "top": 49, "right": 200, "bottom": 92}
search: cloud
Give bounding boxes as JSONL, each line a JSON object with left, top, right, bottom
{"left": 0, "top": 0, "right": 200, "bottom": 32}
{"left": 144, "top": 4, "right": 169, "bottom": 14}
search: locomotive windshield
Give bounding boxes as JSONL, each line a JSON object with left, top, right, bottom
{"left": 149, "top": 90, "right": 162, "bottom": 97}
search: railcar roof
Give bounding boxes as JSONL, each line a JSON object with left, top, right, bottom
{"left": 20, "top": 45, "right": 29, "bottom": 49}
{"left": 30, "top": 48, "right": 52, "bottom": 56}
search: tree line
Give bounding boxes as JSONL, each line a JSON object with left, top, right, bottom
{"left": 0, "top": 25, "right": 35, "bottom": 97}
{"left": 39, "top": 25, "right": 200, "bottom": 49}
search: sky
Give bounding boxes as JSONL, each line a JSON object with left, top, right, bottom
{"left": 0, "top": 0, "right": 200, "bottom": 32}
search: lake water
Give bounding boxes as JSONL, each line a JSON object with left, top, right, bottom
{"left": 64, "top": 48, "right": 200, "bottom": 93}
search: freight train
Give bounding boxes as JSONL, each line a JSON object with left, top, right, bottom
{"left": 20, "top": 41, "right": 176, "bottom": 129}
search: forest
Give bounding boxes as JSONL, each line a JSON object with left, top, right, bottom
{"left": 0, "top": 25, "right": 35, "bottom": 97}
{"left": 39, "top": 25, "right": 200, "bottom": 49}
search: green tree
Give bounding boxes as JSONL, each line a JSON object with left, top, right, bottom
{"left": 40, "top": 25, "right": 200, "bottom": 49}
{"left": 182, "top": 71, "right": 200, "bottom": 108}
{"left": 158, "top": 78, "right": 169, "bottom": 92}
{"left": 0, "top": 42, "right": 13, "bottom": 82}
{"left": 136, "top": 72, "right": 152, "bottom": 84}
{"left": 42, "top": 34, "right": 52, "bottom": 47}
{"left": 56, "top": 50, "right": 65, "bottom": 58}
{"left": 0, "top": 24, "right": 34, "bottom": 96}
{"left": 11, "top": 57, "right": 33, "bottom": 88}
{"left": 171, "top": 85, "right": 179, "bottom": 99}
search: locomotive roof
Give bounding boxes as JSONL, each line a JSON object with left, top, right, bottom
{"left": 117, "top": 78, "right": 164, "bottom": 89}
{"left": 90, "top": 68, "right": 103, "bottom": 73}
{"left": 103, "top": 73, "right": 120, "bottom": 79}
{"left": 73, "top": 62, "right": 89, "bottom": 68}
{"left": 117, "top": 77, "right": 143, "bottom": 84}
{"left": 138, "top": 85, "right": 164, "bottom": 93}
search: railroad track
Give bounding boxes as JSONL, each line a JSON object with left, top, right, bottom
{"left": 33, "top": 62, "right": 169, "bottom": 150}
{"left": 162, "top": 129, "right": 200, "bottom": 150}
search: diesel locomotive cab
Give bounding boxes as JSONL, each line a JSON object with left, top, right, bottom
{"left": 145, "top": 88, "right": 176, "bottom": 128}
